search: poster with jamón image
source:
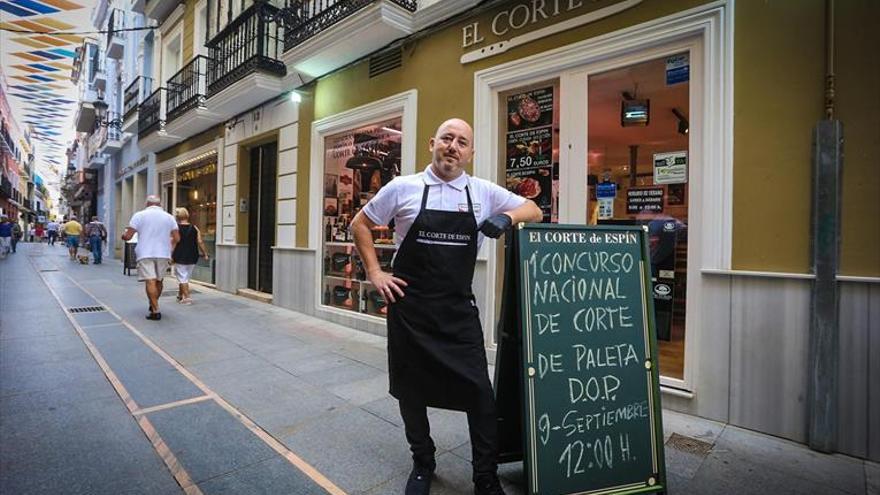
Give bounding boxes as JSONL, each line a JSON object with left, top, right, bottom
{"left": 506, "top": 127, "right": 552, "bottom": 169}
{"left": 506, "top": 87, "right": 554, "bottom": 130}
{"left": 506, "top": 165, "right": 553, "bottom": 223}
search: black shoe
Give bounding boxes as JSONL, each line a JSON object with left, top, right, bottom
{"left": 146, "top": 312, "right": 161, "bottom": 321}
{"left": 404, "top": 462, "right": 435, "bottom": 495}
{"left": 474, "top": 474, "right": 505, "bottom": 495}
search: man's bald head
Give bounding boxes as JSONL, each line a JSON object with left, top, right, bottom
{"left": 434, "top": 118, "right": 473, "bottom": 141}
{"left": 429, "top": 118, "right": 474, "bottom": 182}
{"left": 145, "top": 195, "right": 161, "bottom": 207}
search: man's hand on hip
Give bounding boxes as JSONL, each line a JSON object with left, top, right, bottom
{"left": 367, "top": 269, "right": 408, "bottom": 303}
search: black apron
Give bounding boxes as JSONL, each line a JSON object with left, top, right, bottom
{"left": 387, "top": 183, "right": 492, "bottom": 411}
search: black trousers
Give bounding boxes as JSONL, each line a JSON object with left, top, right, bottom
{"left": 399, "top": 394, "right": 499, "bottom": 480}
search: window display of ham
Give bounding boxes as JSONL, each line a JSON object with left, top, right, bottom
{"left": 320, "top": 117, "right": 402, "bottom": 318}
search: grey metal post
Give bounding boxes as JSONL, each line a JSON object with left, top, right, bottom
{"left": 808, "top": 120, "right": 843, "bottom": 453}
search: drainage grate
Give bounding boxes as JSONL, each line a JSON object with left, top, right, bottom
{"left": 68, "top": 306, "right": 106, "bottom": 314}
{"left": 666, "top": 433, "right": 714, "bottom": 457}
{"left": 39, "top": 269, "right": 59, "bottom": 272}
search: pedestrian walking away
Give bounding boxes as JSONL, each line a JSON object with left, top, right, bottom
{"left": 351, "top": 118, "right": 542, "bottom": 495}
{"left": 0, "top": 215, "right": 13, "bottom": 259}
{"left": 171, "top": 207, "right": 209, "bottom": 305}
{"left": 11, "top": 222, "right": 22, "bottom": 253}
{"left": 121, "top": 195, "right": 179, "bottom": 321}
{"left": 85, "top": 216, "right": 108, "bottom": 264}
{"left": 46, "top": 219, "right": 59, "bottom": 246}
{"left": 62, "top": 216, "right": 83, "bottom": 260}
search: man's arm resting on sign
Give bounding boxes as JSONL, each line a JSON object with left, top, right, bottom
{"left": 350, "top": 210, "right": 408, "bottom": 303}
{"left": 505, "top": 199, "right": 543, "bottom": 224}
{"left": 480, "top": 200, "right": 543, "bottom": 238}
{"left": 121, "top": 227, "right": 136, "bottom": 241}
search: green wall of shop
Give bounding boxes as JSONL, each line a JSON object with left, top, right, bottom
{"left": 296, "top": 0, "right": 879, "bottom": 276}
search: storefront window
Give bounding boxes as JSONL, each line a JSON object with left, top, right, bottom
{"left": 586, "top": 53, "right": 690, "bottom": 380}
{"left": 176, "top": 160, "right": 217, "bottom": 284}
{"left": 321, "top": 118, "right": 402, "bottom": 318}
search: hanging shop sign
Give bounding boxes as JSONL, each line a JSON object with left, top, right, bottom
{"left": 177, "top": 162, "right": 217, "bottom": 182}
{"left": 461, "top": 0, "right": 643, "bottom": 63}
{"left": 626, "top": 187, "right": 664, "bottom": 214}
{"left": 653, "top": 151, "right": 687, "bottom": 185}
{"left": 504, "top": 87, "right": 555, "bottom": 223}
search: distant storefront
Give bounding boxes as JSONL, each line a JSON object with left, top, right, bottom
{"left": 155, "top": 132, "right": 222, "bottom": 285}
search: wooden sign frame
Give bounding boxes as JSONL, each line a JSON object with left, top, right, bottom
{"left": 494, "top": 224, "right": 666, "bottom": 495}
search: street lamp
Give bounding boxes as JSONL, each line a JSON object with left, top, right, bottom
{"left": 93, "top": 97, "right": 122, "bottom": 130}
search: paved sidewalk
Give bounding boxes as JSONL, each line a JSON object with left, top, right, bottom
{"left": 2, "top": 242, "right": 877, "bottom": 495}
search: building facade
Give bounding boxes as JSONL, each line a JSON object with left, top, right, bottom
{"left": 0, "top": 81, "right": 35, "bottom": 227}
{"left": 82, "top": 0, "right": 878, "bottom": 461}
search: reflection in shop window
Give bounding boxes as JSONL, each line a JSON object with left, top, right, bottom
{"left": 587, "top": 53, "right": 690, "bottom": 381}
{"left": 321, "top": 118, "right": 402, "bottom": 318}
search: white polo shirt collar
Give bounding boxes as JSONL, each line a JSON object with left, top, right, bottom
{"left": 423, "top": 165, "right": 469, "bottom": 191}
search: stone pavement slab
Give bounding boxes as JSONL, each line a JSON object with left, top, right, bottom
{"left": 197, "top": 456, "right": 328, "bottom": 495}
{"left": 867, "top": 461, "right": 879, "bottom": 495}
{"left": 279, "top": 405, "right": 414, "bottom": 493}
{"left": 146, "top": 400, "right": 279, "bottom": 483}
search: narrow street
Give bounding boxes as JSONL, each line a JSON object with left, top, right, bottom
{"left": 1, "top": 242, "right": 876, "bottom": 494}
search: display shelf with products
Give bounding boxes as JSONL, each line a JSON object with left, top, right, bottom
{"left": 320, "top": 117, "right": 402, "bottom": 319}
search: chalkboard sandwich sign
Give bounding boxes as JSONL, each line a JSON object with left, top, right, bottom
{"left": 511, "top": 223, "right": 666, "bottom": 495}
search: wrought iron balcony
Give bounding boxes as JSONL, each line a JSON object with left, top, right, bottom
{"left": 206, "top": 1, "right": 286, "bottom": 97}
{"left": 167, "top": 56, "right": 210, "bottom": 122}
{"left": 123, "top": 76, "right": 153, "bottom": 120}
{"left": 138, "top": 88, "right": 166, "bottom": 137}
{"left": 282, "top": 0, "right": 417, "bottom": 51}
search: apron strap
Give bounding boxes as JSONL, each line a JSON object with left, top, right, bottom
{"left": 420, "top": 184, "right": 430, "bottom": 210}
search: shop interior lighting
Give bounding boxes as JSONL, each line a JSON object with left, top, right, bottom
{"left": 672, "top": 108, "right": 689, "bottom": 135}
{"left": 289, "top": 91, "right": 302, "bottom": 103}
{"left": 380, "top": 126, "right": 402, "bottom": 135}
{"left": 345, "top": 150, "right": 382, "bottom": 170}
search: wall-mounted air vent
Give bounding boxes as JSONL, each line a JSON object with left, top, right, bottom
{"left": 369, "top": 48, "right": 402, "bottom": 78}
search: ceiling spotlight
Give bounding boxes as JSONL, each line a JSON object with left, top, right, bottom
{"left": 289, "top": 91, "right": 302, "bottom": 103}
{"left": 672, "top": 108, "right": 689, "bottom": 135}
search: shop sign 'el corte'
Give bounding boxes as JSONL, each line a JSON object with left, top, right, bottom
{"left": 461, "top": 0, "right": 643, "bottom": 64}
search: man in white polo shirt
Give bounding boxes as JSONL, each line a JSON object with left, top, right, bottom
{"left": 351, "top": 118, "right": 542, "bottom": 495}
{"left": 121, "top": 195, "right": 179, "bottom": 321}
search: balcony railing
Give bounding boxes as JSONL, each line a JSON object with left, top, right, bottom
{"left": 106, "top": 8, "right": 126, "bottom": 59}
{"left": 167, "top": 55, "right": 210, "bottom": 122}
{"left": 106, "top": 113, "right": 123, "bottom": 142}
{"left": 206, "top": 1, "right": 286, "bottom": 96}
{"left": 283, "top": 0, "right": 417, "bottom": 51}
{"left": 138, "top": 88, "right": 166, "bottom": 137}
{"left": 123, "top": 76, "right": 154, "bottom": 120}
